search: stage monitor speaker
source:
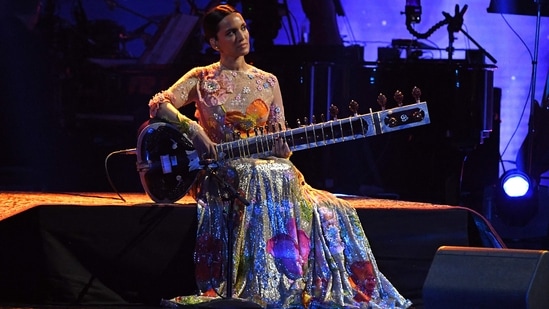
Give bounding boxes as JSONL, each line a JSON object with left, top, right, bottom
{"left": 423, "top": 246, "right": 549, "bottom": 309}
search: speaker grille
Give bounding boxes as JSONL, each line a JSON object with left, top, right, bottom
{"left": 423, "top": 246, "right": 549, "bottom": 309}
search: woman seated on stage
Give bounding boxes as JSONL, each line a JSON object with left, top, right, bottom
{"left": 148, "top": 4, "right": 411, "bottom": 309}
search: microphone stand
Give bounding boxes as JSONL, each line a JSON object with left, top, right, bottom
{"left": 197, "top": 161, "right": 261, "bottom": 309}
{"left": 404, "top": 4, "right": 497, "bottom": 64}
{"left": 443, "top": 4, "right": 497, "bottom": 64}
{"left": 459, "top": 28, "right": 498, "bottom": 64}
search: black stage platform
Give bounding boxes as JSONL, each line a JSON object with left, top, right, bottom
{"left": 0, "top": 192, "right": 514, "bottom": 308}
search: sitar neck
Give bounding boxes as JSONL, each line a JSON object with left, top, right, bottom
{"left": 215, "top": 101, "right": 430, "bottom": 160}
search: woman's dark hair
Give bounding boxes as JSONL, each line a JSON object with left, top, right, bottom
{"left": 203, "top": 4, "right": 239, "bottom": 42}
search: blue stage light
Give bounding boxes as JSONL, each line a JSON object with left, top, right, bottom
{"left": 501, "top": 170, "right": 531, "bottom": 198}
{"left": 495, "top": 169, "right": 538, "bottom": 227}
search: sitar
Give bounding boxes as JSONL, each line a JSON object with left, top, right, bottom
{"left": 136, "top": 100, "right": 430, "bottom": 203}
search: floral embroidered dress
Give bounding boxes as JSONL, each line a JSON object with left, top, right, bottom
{"left": 149, "top": 62, "right": 411, "bottom": 309}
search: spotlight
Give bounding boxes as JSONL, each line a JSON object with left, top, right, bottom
{"left": 405, "top": 0, "right": 422, "bottom": 24}
{"left": 495, "top": 169, "right": 538, "bottom": 227}
{"left": 501, "top": 170, "right": 531, "bottom": 198}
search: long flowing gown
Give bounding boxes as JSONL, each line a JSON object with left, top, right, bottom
{"left": 149, "top": 62, "right": 412, "bottom": 309}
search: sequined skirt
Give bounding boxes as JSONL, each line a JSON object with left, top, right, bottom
{"left": 168, "top": 157, "right": 411, "bottom": 309}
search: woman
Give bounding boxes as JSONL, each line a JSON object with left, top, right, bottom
{"left": 149, "top": 4, "right": 411, "bottom": 309}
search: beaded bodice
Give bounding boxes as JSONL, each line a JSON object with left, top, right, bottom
{"left": 162, "top": 62, "right": 285, "bottom": 143}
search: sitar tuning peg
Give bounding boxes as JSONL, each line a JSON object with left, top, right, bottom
{"left": 377, "top": 93, "right": 387, "bottom": 111}
{"left": 329, "top": 104, "right": 339, "bottom": 120}
{"left": 394, "top": 90, "right": 404, "bottom": 107}
{"left": 412, "top": 86, "right": 421, "bottom": 103}
{"left": 349, "top": 100, "right": 359, "bottom": 116}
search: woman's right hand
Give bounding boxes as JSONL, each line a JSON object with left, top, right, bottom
{"left": 192, "top": 127, "right": 218, "bottom": 161}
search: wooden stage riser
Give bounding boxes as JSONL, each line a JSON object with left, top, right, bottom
{"left": 0, "top": 202, "right": 502, "bottom": 307}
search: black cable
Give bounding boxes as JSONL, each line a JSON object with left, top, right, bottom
{"left": 104, "top": 148, "right": 137, "bottom": 202}
{"left": 405, "top": 18, "right": 448, "bottom": 40}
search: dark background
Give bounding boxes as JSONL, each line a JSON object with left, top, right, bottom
{"left": 0, "top": 0, "right": 503, "bottom": 207}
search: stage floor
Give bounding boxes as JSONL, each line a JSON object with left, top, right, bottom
{"left": 0, "top": 191, "right": 506, "bottom": 309}
{"left": 0, "top": 190, "right": 500, "bottom": 221}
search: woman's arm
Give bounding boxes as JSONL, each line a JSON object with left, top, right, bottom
{"left": 268, "top": 76, "right": 287, "bottom": 130}
{"left": 148, "top": 73, "right": 218, "bottom": 160}
{"left": 269, "top": 75, "right": 292, "bottom": 159}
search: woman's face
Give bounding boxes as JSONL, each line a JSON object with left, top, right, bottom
{"left": 211, "top": 13, "right": 250, "bottom": 57}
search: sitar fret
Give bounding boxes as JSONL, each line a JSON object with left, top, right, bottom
{"left": 320, "top": 124, "right": 327, "bottom": 146}
{"left": 338, "top": 121, "right": 345, "bottom": 141}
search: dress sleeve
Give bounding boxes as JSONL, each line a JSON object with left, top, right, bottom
{"left": 147, "top": 68, "right": 202, "bottom": 138}
{"left": 268, "top": 74, "right": 287, "bottom": 129}
{"left": 148, "top": 68, "right": 200, "bottom": 118}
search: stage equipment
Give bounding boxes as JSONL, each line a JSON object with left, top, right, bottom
{"left": 139, "top": 13, "right": 199, "bottom": 64}
{"left": 487, "top": 0, "right": 549, "bottom": 16}
{"left": 404, "top": 0, "right": 422, "bottom": 24}
{"left": 500, "top": 169, "right": 533, "bottom": 197}
{"left": 423, "top": 246, "right": 549, "bottom": 309}
{"left": 104, "top": 0, "right": 199, "bottom": 64}
{"left": 404, "top": 4, "right": 496, "bottom": 63}
{"left": 495, "top": 169, "right": 538, "bottom": 227}
{"left": 104, "top": 0, "right": 162, "bottom": 24}
{"left": 195, "top": 161, "right": 261, "bottom": 309}
{"left": 136, "top": 101, "right": 431, "bottom": 203}
{"left": 488, "top": 1, "right": 548, "bottom": 226}
{"left": 0, "top": 192, "right": 506, "bottom": 306}
{"left": 489, "top": 0, "right": 548, "bottom": 174}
